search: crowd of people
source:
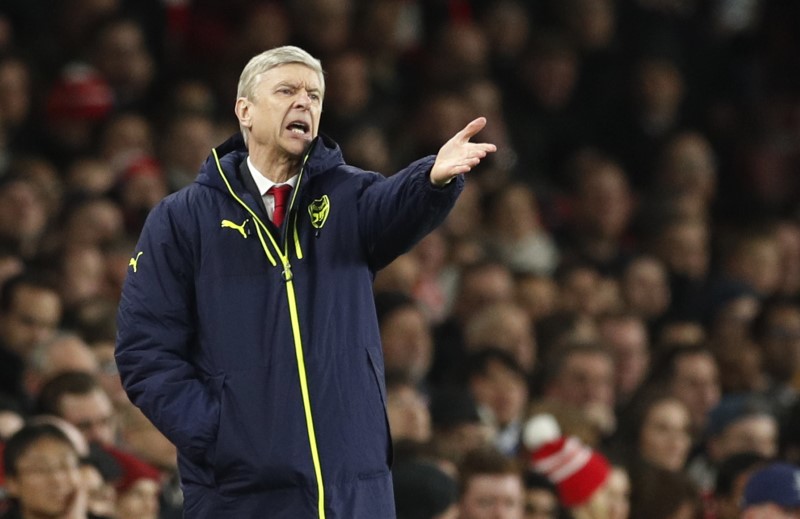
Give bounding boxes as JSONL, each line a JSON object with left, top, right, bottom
{"left": 0, "top": 0, "right": 799, "bottom": 518}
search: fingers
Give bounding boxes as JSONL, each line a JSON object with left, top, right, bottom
{"left": 457, "top": 117, "right": 488, "bottom": 141}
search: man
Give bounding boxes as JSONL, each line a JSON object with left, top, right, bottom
{"left": 458, "top": 446, "right": 525, "bottom": 519}
{"left": 1, "top": 423, "right": 90, "bottom": 519}
{"left": 654, "top": 344, "right": 721, "bottom": 439}
{"left": 115, "top": 45, "right": 495, "bottom": 518}
{"left": 686, "top": 393, "right": 778, "bottom": 494}
{"left": 541, "top": 341, "right": 617, "bottom": 436}
{"left": 596, "top": 311, "right": 650, "bottom": 408}
{"left": 0, "top": 271, "right": 62, "bottom": 408}
{"left": 741, "top": 462, "right": 800, "bottom": 519}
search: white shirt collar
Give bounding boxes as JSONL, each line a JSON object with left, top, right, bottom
{"left": 247, "top": 156, "right": 299, "bottom": 195}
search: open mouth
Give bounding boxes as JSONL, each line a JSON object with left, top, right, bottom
{"left": 287, "top": 121, "right": 310, "bottom": 135}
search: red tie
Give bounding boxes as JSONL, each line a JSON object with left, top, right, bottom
{"left": 269, "top": 185, "right": 292, "bottom": 227}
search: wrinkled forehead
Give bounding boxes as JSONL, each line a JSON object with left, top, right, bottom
{"left": 258, "top": 63, "right": 325, "bottom": 95}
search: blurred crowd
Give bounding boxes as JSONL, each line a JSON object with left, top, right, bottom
{"left": 0, "top": 0, "right": 799, "bottom": 518}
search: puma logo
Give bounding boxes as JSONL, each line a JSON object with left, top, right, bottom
{"left": 129, "top": 251, "right": 143, "bottom": 272}
{"left": 221, "top": 218, "right": 249, "bottom": 238}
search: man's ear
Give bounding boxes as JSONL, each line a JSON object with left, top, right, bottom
{"left": 235, "top": 98, "right": 251, "bottom": 128}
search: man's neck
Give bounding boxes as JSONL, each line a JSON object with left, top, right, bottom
{"left": 248, "top": 146, "right": 302, "bottom": 184}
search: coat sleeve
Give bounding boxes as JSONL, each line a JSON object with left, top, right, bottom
{"left": 115, "top": 198, "right": 220, "bottom": 466}
{"left": 357, "top": 156, "right": 464, "bottom": 270}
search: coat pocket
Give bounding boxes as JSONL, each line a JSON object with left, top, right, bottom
{"left": 364, "top": 348, "right": 394, "bottom": 470}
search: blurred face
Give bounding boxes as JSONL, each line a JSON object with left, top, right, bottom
{"left": 0, "top": 58, "right": 31, "bottom": 125}
{"left": 461, "top": 474, "right": 524, "bottom": 519}
{"left": 0, "top": 180, "right": 47, "bottom": 241}
{"left": 661, "top": 134, "right": 717, "bottom": 201}
{"left": 0, "top": 284, "right": 61, "bottom": 356}
{"left": 470, "top": 360, "right": 528, "bottom": 427}
{"left": 237, "top": 63, "right": 322, "bottom": 159}
{"left": 386, "top": 383, "right": 431, "bottom": 442}
{"left": 669, "top": 353, "right": 720, "bottom": 431}
{"left": 59, "top": 389, "right": 116, "bottom": 445}
{"left": 81, "top": 464, "right": 117, "bottom": 518}
{"left": 549, "top": 351, "right": 615, "bottom": 409}
{"left": 525, "top": 488, "right": 558, "bottom": 519}
{"left": 579, "top": 165, "right": 632, "bottom": 238}
{"left": 606, "top": 467, "right": 631, "bottom": 519}
{"left": 622, "top": 258, "right": 670, "bottom": 319}
{"left": 760, "top": 306, "right": 800, "bottom": 382}
{"left": 601, "top": 318, "right": 649, "bottom": 401}
{"left": 7, "top": 437, "right": 82, "bottom": 517}
{"left": 380, "top": 306, "right": 433, "bottom": 382}
{"left": 742, "top": 503, "right": 800, "bottom": 519}
{"left": 457, "top": 265, "right": 515, "bottom": 321}
{"left": 117, "top": 479, "right": 160, "bottom": 519}
{"left": 516, "top": 276, "right": 559, "bottom": 322}
{"left": 660, "top": 221, "right": 709, "bottom": 279}
{"left": 712, "top": 416, "right": 778, "bottom": 461}
{"left": 639, "top": 399, "right": 692, "bottom": 471}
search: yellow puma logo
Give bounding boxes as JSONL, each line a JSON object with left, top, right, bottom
{"left": 129, "top": 251, "right": 143, "bottom": 272}
{"left": 308, "top": 196, "right": 330, "bottom": 229}
{"left": 221, "top": 218, "right": 249, "bottom": 238}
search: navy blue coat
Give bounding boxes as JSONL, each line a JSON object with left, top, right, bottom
{"left": 115, "top": 134, "right": 463, "bottom": 518}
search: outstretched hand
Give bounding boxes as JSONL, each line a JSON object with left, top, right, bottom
{"left": 430, "top": 117, "right": 497, "bottom": 186}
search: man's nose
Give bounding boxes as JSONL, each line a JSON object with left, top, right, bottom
{"left": 295, "top": 92, "right": 312, "bottom": 108}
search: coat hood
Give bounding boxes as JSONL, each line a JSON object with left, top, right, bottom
{"left": 195, "top": 133, "right": 346, "bottom": 193}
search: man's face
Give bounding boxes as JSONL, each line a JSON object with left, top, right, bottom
{"left": 712, "top": 416, "right": 778, "bottom": 462}
{"left": 59, "top": 389, "right": 116, "bottom": 445}
{"left": 7, "top": 437, "right": 81, "bottom": 517}
{"left": 239, "top": 63, "right": 322, "bottom": 158}
{"left": 460, "top": 474, "right": 524, "bottom": 519}
{"left": 551, "top": 352, "right": 615, "bottom": 408}
{"left": 670, "top": 353, "right": 720, "bottom": 430}
{"left": 524, "top": 488, "right": 558, "bottom": 519}
{"left": 0, "top": 285, "right": 61, "bottom": 356}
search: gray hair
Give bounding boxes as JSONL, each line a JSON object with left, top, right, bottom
{"left": 237, "top": 45, "right": 325, "bottom": 101}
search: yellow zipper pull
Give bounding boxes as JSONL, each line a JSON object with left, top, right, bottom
{"left": 282, "top": 260, "right": 293, "bottom": 282}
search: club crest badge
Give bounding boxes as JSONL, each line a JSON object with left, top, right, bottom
{"left": 308, "top": 195, "right": 330, "bottom": 230}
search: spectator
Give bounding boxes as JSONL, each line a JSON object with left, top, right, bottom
{"left": 464, "top": 301, "right": 537, "bottom": 373}
{"left": 751, "top": 297, "right": 800, "bottom": 410}
{"left": 627, "top": 461, "right": 701, "bottom": 519}
{"left": 687, "top": 393, "right": 779, "bottom": 494}
{"left": 712, "top": 452, "right": 769, "bottom": 519}
{"left": 613, "top": 390, "right": 692, "bottom": 473}
{"left": 522, "top": 470, "right": 564, "bottom": 519}
{"left": 385, "top": 374, "right": 432, "bottom": 444}
{"left": 597, "top": 311, "right": 651, "bottom": 408}
{"left": 1, "top": 423, "right": 88, "bottom": 519}
{"left": 0, "top": 272, "right": 62, "bottom": 408}
{"left": 458, "top": 445, "right": 525, "bottom": 519}
{"left": 651, "top": 344, "right": 721, "bottom": 440}
{"left": 22, "top": 332, "right": 99, "bottom": 403}
{"left": 740, "top": 462, "right": 800, "bottom": 519}
{"left": 392, "top": 460, "right": 458, "bottom": 519}
{"left": 541, "top": 341, "right": 616, "bottom": 436}
{"left": 522, "top": 414, "right": 613, "bottom": 519}
{"left": 375, "top": 290, "right": 435, "bottom": 387}
{"left": 466, "top": 348, "right": 530, "bottom": 456}
{"left": 429, "top": 388, "right": 494, "bottom": 465}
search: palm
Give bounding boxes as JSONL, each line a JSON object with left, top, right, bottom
{"left": 430, "top": 117, "right": 497, "bottom": 186}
